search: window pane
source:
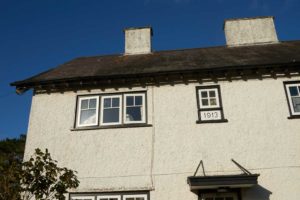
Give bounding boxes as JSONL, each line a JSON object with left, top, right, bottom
{"left": 202, "top": 99, "right": 208, "bottom": 106}
{"left": 126, "top": 107, "right": 142, "bottom": 121}
{"left": 89, "top": 99, "right": 97, "bottom": 109}
{"left": 136, "top": 198, "right": 145, "bottom": 200}
{"left": 126, "top": 96, "right": 134, "bottom": 106}
{"left": 215, "top": 198, "right": 224, "bottom": 200}
{"left": 104, "top": 98, "right": 111, "bottom": 108}
{"left": 201, "top": 91, "right": 208, "bottom": 98}
{"left": 110, "top": 198, "right": 118, "bottom": 200}
{"left": 81, "top": 99, "right": 89, "bottom": 109}
{"left": 292, "top": 97, "right": 300, "bottom": 112}
{"left": 103, "top": 108, "right": 120, "bottom": 123}
{"left": 289, "top": 86, "right": 299, "bottom": 96}
{"left": 210, "top": 98, "right": 217, "bottom": 105}
{"left": 80, "top": 109, "right": 96, "bottom": 125}
{"left": 112, "top": 98, "right": 120, "bottom": 107}
{"left": 209, "top": 90, "right": 216, "bottom": 97}
{"left": 125, "top": 198, "right": 134, "bottom": 200}
{"left": 135, "top": 96, "right": 143, "bottom": 106}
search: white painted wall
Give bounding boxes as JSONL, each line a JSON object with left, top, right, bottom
{"left": 24, "top": 76, "right": 300, "bottom": 200}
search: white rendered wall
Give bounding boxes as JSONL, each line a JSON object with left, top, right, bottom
{"left": 24, "top": 76, "right": 300, "bottom": 200}
{"left": 125, "top": 28, "right": 152, "bottom": 55}
{"left": 224, "top": 17, "right": 278, "bottom": 46}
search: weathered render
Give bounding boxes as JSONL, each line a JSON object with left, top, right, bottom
{"left": 12, "top": 16, "right": 300, "bottom": 200}
{"left": 24, "top": 76, "right": 300, "bottom": 200}
{"left": 125, "top": 27, "right": 152, "bottom": 55}
{"left": 224, "top": 17, "right": 278, "bottom": 46}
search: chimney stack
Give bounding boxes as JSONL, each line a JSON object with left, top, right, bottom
{"left": 224, "top": 16, "right": 278, "bottom": 47}
{"left": 124, "top": 27, "right": 152, "bottom": 55}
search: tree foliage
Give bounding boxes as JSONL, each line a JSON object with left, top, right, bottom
{"left": 21, "top": 148, "right": 79, "bottom": 200}
{"left": 0, "top": 135, "right": 79, "bottom": 200}
{"left": 0, "top": 134, "right": 26, "bottom": 200}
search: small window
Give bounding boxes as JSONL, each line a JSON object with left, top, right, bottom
{"left": 97, "top": 195, "right": 121, "bottom": 200}
{"left": 124, "top": 93, "right": 146, "bottom": 124}
{"left": 101, "top": 95, "right": 122, "bottom": 125}
{"left": 284, "top": 82, "right": 300, "bottom": 117}
{"left": 123, "top": 194, "right": 148, "bottom": 200}
{"left": 196, "top": 85, "right": 227, "bottom": 123}
{"left": 77, "top": 96, "right": 99, "bottom": 127}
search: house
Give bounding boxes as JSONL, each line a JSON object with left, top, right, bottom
{"left": 11, "top": 16, "right": 300, "bottom": 200}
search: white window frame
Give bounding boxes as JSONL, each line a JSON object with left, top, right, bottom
{"left": 97, "top": 195, "right": 121, "bottom": 200}
{"left": 198, "top": 88, "right": 220, "bottom": 109}
{"left": 76, "top": 96, "right": 99, "bottom": 127}
{"left": 123, "top": 194, "right": 148, "bottom": 200}
{"left": 124, "top": 93, "right": 146, "bottom": 124}
{"left": 285, "top": 83, "right": 300, "bottom": 116}
{"left": 71, "top": 196, "right": 95, "bottom": 200}
{"left": 100, "top": 95, "right": 122, "bottom": 126}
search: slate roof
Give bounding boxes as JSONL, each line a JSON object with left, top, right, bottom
{"left": 11, "top": 40, "right": 300, "bottom": 88}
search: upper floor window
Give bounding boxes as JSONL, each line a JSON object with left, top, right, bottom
{"left": 101, "top": 95, "right": 122, "bottom": 125}
{"left": 284, "top": 81, "right": 300, "bottom": 118}
{"left": 124, "top": 93, "right": 146, "bottom": 124}
{"left": 75, "top": 92, "right": 147, "bottom": 128}
{"left": 196, "top": 85, "right": 227, "bottom": 123}
{"left": 77, "top": 96, "right": 99, "bottom": 127}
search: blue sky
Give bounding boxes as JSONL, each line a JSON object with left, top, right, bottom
{"left": 0, "top": 0, "right": 299, "bottom": 139}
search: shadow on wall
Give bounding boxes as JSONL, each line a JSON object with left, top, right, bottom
{"left": 243, "top": 185, "right": 272, "bottom": 200}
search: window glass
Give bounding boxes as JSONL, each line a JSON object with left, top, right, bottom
{"left": 199, "top": 88, "right": 220, "bottom": 108}
{"left": 292, "top": 97, "right": 300, "bottom": 112}
{"left": 81, "top": 99, "right": 89, "bottom": 109}
{"left": 76, "top": 92, "right": 147, "bottom": 128}
{"left": 126, "top": 96, "right": 134, "bottom": 106}
{"left": 112, "top": 98, "right": 120, "bottom": 107}
{"left": 103, "top": 108, "right": 120, "bottom": 123}
{"left": 89, "top": 99, "right": 97, "bottom": 108}
{"left": 77, "top": 97, "right": 99, "bottom": 127}
{"left": 101, "top": 96, "right": 121, "bottom": 125}
{"left": 209, "top": 90, "right": 216, "bottom": 97}
{"left": 135, "top": 96, "right": 143, "bottom": 105}
{"left": 124, "top": 94, "right": 145, "bottom": 123}
{"left": 289, "top": 86, "right": 298, "bottom": 96}
{"left": 80, "top": 109, "right": 97, "bottom": 125}
{"left": 286, "top": 83, "right": 300, "bottom": 115}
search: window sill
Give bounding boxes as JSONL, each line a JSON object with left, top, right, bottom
{"left": 71, "top": 123, "right": 152, "bottom": 131}
{"left": 287, "top": 115, "right": 300, "bottom": 119}
{"left": 196, "top": 119, "right": 228, "bottom": 124}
